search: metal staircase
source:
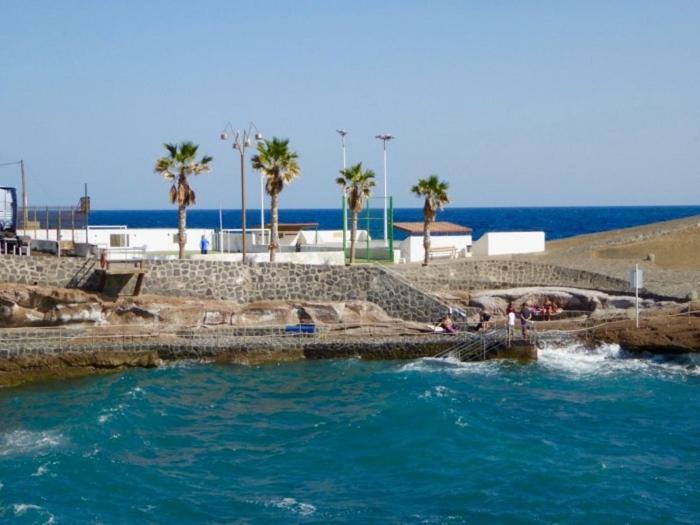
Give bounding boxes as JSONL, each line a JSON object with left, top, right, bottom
{"left": 434, "top": 332, "right": 505, "bottom": 362}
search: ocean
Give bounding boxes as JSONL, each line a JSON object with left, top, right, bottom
{"left": 1, "top": 345, "right": 699, "bottom": 523}
{"left": 90, "top": 205, "right": 700, "bottom": 241}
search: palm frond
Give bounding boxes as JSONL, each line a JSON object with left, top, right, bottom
{"left": 252, "top": 137, "right": 301, "bottom": 196}
{"left": 157, "top": 141, "right": 211, "bottom": 207}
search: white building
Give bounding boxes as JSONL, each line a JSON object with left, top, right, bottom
{"left": 395, "top": 222, "right": 473, "bottom": 263}
{"left": 471, "top": 231, "right": 545, "bottom": 256}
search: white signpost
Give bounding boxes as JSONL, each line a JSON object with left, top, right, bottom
{"left": 629, "top": 264, "right": 644, "bottom": 328}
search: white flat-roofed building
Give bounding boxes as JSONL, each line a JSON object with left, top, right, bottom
{"left": 394, "top": 222, "right": 473, "bottom": 263}
{"left": 472, "top": 231, "right": 545, "bottom": 257}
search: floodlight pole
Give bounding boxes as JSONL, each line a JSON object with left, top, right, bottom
{"left": 260, "top": 173, "right": 265, "bottom": 245}
{"left": 220, "top": 122, "right": 264, "bottom": 262}
{"left": 336, "top": 129, "right": 348, "bottom": 242}
{"left": 375, "top": 133, "right": 394, "bottom": 242}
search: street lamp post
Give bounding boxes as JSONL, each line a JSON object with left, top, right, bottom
{"left": 375, "top": 133, "right": 394, "bottom": 242}
{"left": 220, "top": 122, "right": 264, "bottom": 262}
{"left": 336, "top": 129, "right": 348, "bottom": 244}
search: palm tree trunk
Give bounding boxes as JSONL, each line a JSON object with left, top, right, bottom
{"left": 178, "top": 203, "right": 187, "bottom": 260}
{"left": 350, "top": 212, "right": 359, "bottom": 264}
{"left": 269, "top": 191, "right": 279, "bottom": 263}
{"left": 423, "top": 218, "right": 432, "bottom": 266}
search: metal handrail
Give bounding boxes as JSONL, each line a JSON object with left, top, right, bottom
{"left": 2, "top": 307, "right": 697, "bottom": 351}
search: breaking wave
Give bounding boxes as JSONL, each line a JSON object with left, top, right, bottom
{"left": 538, "top": 341, "right": 700, "bottom": 378}
{"left": 399, "top": 342, "right": 699, "bottom": 379}
{"left": 398, "top": 356, "right": 500, "bottom": 375}
{"left": 0, "top": 430, "right": 63, "bottom": 457}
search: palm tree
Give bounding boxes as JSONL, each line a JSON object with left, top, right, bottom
{"left": 336, "top": 163, "right": 376, "bottom": 264}
{"left": 411, "top": 175, "right": 450, "bottom": 266}
{"left": 154, "top": 142, "right": 212, "bottom": 259}
{"left": 251, "top": 138, "right": 300, "bottom": 262}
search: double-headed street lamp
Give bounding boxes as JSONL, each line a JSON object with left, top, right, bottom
{"left": 375, "top": 133, "right": 394, "bottom": 242}
{"left": 220, "top": 122, "right": 264, "bottom": 261}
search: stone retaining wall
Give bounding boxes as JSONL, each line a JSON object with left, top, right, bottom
{"left": 0, "top": 257, "right": 449, "bottom": 322}
{"left": 0, "top": 257, "right": 635, "bottom": 323}
{"left": 393, "top": 260, "right": 631, "bottom": 294}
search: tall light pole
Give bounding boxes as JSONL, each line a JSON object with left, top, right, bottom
{"left": 220, "top": 122, "right": 264, "bottom": 261}
{"left": 375, "top": 133, "right": 394, "bottom": 242}
{"left": 259, "top": 169, "right": 265, "bottom": 246}
{"left": 336, "top": 129, "right": 348, "bottom": 238}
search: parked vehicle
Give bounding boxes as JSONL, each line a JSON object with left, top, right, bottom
{"left": 0, "top": 187, "right": 18, "bottom": 237}
{"left": 0, "top": 187, "right": 29, "bottom": 253}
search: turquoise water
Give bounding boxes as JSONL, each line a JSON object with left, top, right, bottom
{"left": 1, "top": 344, "right": 699, "bottom": 524}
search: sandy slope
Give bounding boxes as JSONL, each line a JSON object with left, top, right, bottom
{"left": 520, "top": 214, "right": 700, "bottom": 298}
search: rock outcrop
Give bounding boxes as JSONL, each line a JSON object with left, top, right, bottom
{"left": 466, "top": 286, "right": 678, "bottom": 315}
{"left": 586, "top": 314, "right": 700, "bottom": 353}
{"left": 0, "top": 283, "right": 414, "bottom": 331}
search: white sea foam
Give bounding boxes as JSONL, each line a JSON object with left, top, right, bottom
{"left": 401, "top": 343, "right": 699, "bottom": 379}
{"left": 255, "top": 497, "right": 316, "bottom": 516}
{"left": 124, "top": 386, "right": 145, "bottom": 399}
{"left": 419, "top": 385, "right": 455, "bottom": 399}
{"left": 273, "top": 498, "right": 316, "bottom": 516}
{"left": 97, "top": 404, "right": 125, "bottom": 424}
{"left": 399, "top": 357, "right": 499, "bottom": 376}
{"left": 83, "top": 445, "right": 100, "bottom": 458}
{"left": 31, "top": 462, "right": 51, "bottom": 477}
{"left": 0, "top": 430, "right": 63, "bottom": 457}
{"left": 12, "top": 503, "right": 55, "bottom": 524}
{"left": 538, "top": 342, "right": 700, "bottom": 378}
{"left": 14, "top": 503, "right": 43, "bottom": 515}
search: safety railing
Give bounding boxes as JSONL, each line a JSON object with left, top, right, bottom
{"left": 1, "top": 306, "right": 696, "bottom": 353}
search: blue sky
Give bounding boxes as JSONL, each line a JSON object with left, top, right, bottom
{"left": 1, "top": 1, "right": 698, "bottom": 209}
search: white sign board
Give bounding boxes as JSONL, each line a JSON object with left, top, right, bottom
{"left": 629, "top": 268, "right": 644, "bottom": 289}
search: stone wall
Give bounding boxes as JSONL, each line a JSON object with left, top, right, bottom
{"left": 0, "top": 257, "right": 449, "bottom": 322}
{"left": 0, "top": 257, "right": 636, "bottom": 322}
{"left": 392, "top": 260, "right": 632, "bottom": 294}
{"left": 0, "top": 256, "right": 97, "bottom": 288}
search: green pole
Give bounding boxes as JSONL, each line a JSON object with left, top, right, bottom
{"left": 388, "top": 196, "right": 393, "bottom": 261}
{"left": 365, "top": 199, "right": 370, "bottom": 261}
{"left": 342, "top": 195, "right": 347, "bottom": 260}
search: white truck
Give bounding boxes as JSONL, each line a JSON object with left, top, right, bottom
{"left": 0, "top": 187, "right": 25, "bottom": 253}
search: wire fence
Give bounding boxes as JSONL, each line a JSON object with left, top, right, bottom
{"left": 1, "top": 305, "right": 697, "bottom": 352}
{"left": 342, "top": 196, "right": 394, "bottom": 261}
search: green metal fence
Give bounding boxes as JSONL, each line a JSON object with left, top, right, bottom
{"left": 342, "top": 196, "right": 394, "bottom": 262}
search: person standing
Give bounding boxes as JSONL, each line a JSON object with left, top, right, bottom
{"left": 200, "top": 234, "right": 210, "bottom": 255}
{"left": 507, "top": 307, "right": 516, "bottom": 345}
{"left": 520, "top": 304, "right": 533, "bottom": 340}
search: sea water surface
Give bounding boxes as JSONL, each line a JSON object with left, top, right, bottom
{"left": 1, "top": 345, "right": 699, "bottom": 524}
{"left": 90, "top": 205, "right": 700, "bottom": 241}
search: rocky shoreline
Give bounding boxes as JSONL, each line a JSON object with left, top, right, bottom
{"left": 0, "top": 332, "right": 480, "bottom": 388}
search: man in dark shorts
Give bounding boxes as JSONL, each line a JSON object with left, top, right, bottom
{"left": 520, "top": 304, "right": 533, "bottom": 340}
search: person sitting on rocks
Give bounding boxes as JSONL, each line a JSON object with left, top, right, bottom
{"left": 476, "top": 310, "right": 492, "bottom": 332}
{"left": 439, "top": 313, "right": 457, "bottom": 334}
{"left": 543, "top": 298, "right": 553, "bottom": 321}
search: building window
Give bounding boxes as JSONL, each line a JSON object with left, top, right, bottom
{"left": 109, "top": 234, "right": 129, "bottom": 247}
